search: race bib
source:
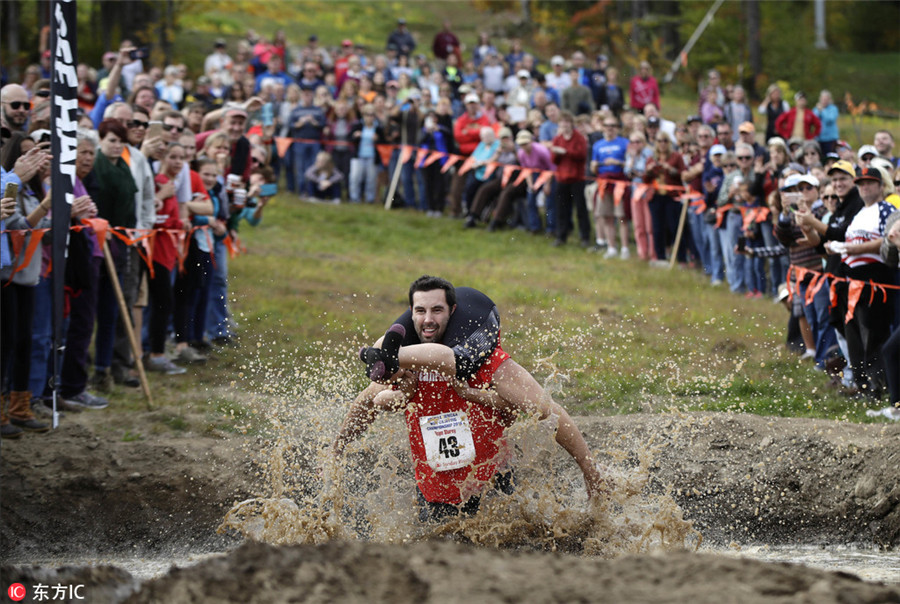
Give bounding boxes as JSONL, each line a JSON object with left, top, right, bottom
{"left": 419, "top": 411, "right": 476, "bottom": 472}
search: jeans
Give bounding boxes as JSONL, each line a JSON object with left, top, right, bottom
{"left": 704, "top": 220, "right": 725, "bottom": 282}
{"left": 349, "top": 157, "right": 378, "bottom": 203}
{"left": 293, "top": 141, "right": 321, "bottom": 196}
{"left": 525, "top": 188, "right": 542, "bottom": 232}
{"left": 29, "top": 276, "right": 53, "bottom": 398}
{"left": 688, "top": 209, "right": 710, "bottom": 273}
{"left": 883, "top": 323, "right": 900, "bottom": 405}
{"left": 800, "top": 278, "right": 837, "bottom": 369}
{"left": 174, "top": 239, "right": 212, "bottom": 344}
{"left": 206, "top": 239, "right": 232, "bottom": 339}
{"left": 719, "top": 212, "right": 746, "bottom": 293}
{"left": 649, "top": 194, "right": 686, "bottom": 262}
{"left": 402, "top": 161, "right": 426, "bottom": 211}
{"left": 280, "top": 143, "right": 296, "bottom": 193}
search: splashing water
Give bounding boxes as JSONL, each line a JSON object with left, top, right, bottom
{"left": 218, "top": 328, "right": 701, "bottom": 556}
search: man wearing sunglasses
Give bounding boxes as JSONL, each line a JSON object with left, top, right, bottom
{"left": 1, "top": 84, "right": 32, "bottom": 134}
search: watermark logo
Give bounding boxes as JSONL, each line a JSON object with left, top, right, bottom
{"left": 7, "top": 583, "right": 26, "bottom": 601}
{"left": 6, "top": 583, "right": 85, "bottom": 601}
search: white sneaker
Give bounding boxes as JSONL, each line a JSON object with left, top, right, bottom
{"left": 619, "top": 247, "right": 630, "bottom": 260}
{"left": 800, "top": 349, "right": 816, "bottom": 361}
{"left": 604, "top": 247, "right": 618, "bottom": 259}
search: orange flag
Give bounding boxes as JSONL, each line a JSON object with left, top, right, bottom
{"left": 424, "top": 150, "right": 444, "bottom": 167}
{"left": 457, "top": 156, "right": 477, "bottom": 176}
{"left": 376, "top": 144, "right": 394, "bottom": 167}
{"left": 512, "top": 168, "right": 532, "bottom": 187}
{"left": 275, "top": 137, "right": 293, "bottom": 159}
{"left": 845, "top": 279, "right": 864, "bottom": 323}
{"left": 415, "top": 148, "right": 429, "bottom": 168}
{"left": 613, "top": 181, "right": 627, "bottom": 206}
{"left": 501, "top": 165, "right": 517, "bottom": 188}
{"left": 5, "top": 228, "right": 49, "bottom": 283}
{"left": 482, "top": 161, "right": 499, "bottom": 180}
{"left": 399, "top": 145, "right": 414, "bottom": 165}
{"left": 440, "top": 154, "right": 462, "bottom": 174}
{"left": 532, "top": 169, "right": 554, "bottom": 191}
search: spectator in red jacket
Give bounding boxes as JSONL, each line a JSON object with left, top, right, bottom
{"left": 775, "top": 91, "right": 822, "bottom": 141}
{"left": 629, "top": 61, "right": 660, "bottom": 113}
{"left": 549, "top": 111, "right": 591, "bottom": 247}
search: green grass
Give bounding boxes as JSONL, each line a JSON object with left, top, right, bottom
{"left": 102, "top": 193, "right": 890, "bottom": 432}
{"left": 193, "top": 196, "right": 878, "bottom": 424}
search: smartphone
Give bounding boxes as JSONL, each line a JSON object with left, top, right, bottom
{"left": 129, "top": 47, "right": 149, "bottom": 61}
{"left": 259, "top": 183, "right": 278, "bottom": 197}
{"left": 261, "top": 103, "right": 273, "bottom": 127}
{"left": 147, "top": 121, "right": 164, "bottom": 140}
{"left": 4, "top": 182, "right": 18, "bottom": 200}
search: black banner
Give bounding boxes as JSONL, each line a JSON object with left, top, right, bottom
{"left": 50, "top": 0, "right": 77, "bottom": 427}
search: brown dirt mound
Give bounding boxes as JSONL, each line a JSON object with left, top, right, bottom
{"left": 129, "top": 540, "right": 900, "bottom": 604}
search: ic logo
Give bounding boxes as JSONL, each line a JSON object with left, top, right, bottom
{"left": 7, "top": 583, "right": 26, "bottom": 601}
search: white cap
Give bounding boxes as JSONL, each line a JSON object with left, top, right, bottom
{"left": 709, "top": 144, "right": 726, "bottom": 156}
{"left": 464, "top": 92, "right": 480, "bottom": 104}
{"left": 517, "top": 69, "right": 531, "bottom": 79}
{"left": 781, "top": 173, "right": 803, "bottom": 190}
{"left": 550, "top": 55, "right": 565, "bottom": 66}
{"left": 857, "top": 144, "right": 878, "bottom": 159}
{"left": 797, "top": 174, "right": 820, "bottom": 188}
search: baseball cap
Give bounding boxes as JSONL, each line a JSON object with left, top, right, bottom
{"left": 550, "top": 55, "right": 565, "bottom": 66}
{"left": 103, "top": 51, "right": 118, "bottom": 62}
{"left": 397, "top": 17, "right": 406, "bottom": 24}
{"left": 710, "top": 144, "right": 726, "bottom": 156}
{"left": 597, "top": 54, "right": 609, "bottom": 63}
{"left": 854, "top": 167, "right": 882, "bottom": 184}
{"left": 781, "top": 173, "right": 803, "bottom": 190}
{"left": 794, "top": 91, "right": 806, "bottom": 101}
{"left": 498, "top": 126, "right": 513, "bottom": 139}
{"left": 308, "top": 34, "right": 318, "bottom": 42}
{"left": 214, "top": 38, "right": 227, "bottom": 48}
{"left": 825, "top": 152, "right": 840, "bottom": 161}
{"left": 738, "top": 121, "right": 755, "bottom": 134}
{"left": 464, "top": 92, "right": 480, "bottom": 104}
{"left": 515, "top": 130, "right": 533, "bottom": 145}
{"left": 767, "top": 136, "right": 788, "bottom": 151}
{"left": 647, "top": 116, "right": 660, "bottom": 127}
{"left": 827, "top": 159, "right": 855, "bottom": 178}
{"left": 197, "top": 75, "right": 211, "bottom": 86}
{"left": 797, "top": 174, "right": 820, "bottom": 188}
{"left": 857, "top": 144, "right": 878, "bottom": 159}
{"left": 386, "top": 80, "right": 399, "bottom": 89}
{"left": 223, "top": 104, "right": 248, "bottom": 119}
{"left": 342, "top": 39, "right": 353, "bottom": 47}
{"left": 517, "top": 69, "right": 530, "bottom": 79}
{"left": 299, "top": 82, "right": 316, "bottom": 92}
{"left": 686, "top": 115, "right": 702, "bottom": 124}
{"left": 406, "top": 89, "right": 421, "bottom": 100}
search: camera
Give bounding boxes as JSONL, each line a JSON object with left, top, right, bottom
{"left": 129, "top": 47, "right": 149, "bottom": 61}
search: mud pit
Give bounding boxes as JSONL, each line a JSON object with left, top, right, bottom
{"left": 2, "top": 410, "right": 898, "bottom": 602}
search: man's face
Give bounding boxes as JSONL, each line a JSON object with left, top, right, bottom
{"left": 717, "top": 126, "right": 732, "bottom": 142}
{"left": 411, "top": 289, "right": 455, "bottom": 343}
{"left": 1, "top": 85, "right": 31, "bottom": 130}
{"left": 163, "top": 116, "right": 185, "bottom": 143}
{"left": 223, "top": 115, "right": 246, "bottom": 143}
{"left": 829, "top": 172, "right": 853, "bottom": 198}
{"left": 857, "top": 179, "right": 881, "bottom": 204}
{"left": 874, "top": 132, "right": 894, "bottom": 156}
{"left": 111, "top": 105, "right": 133, "bottom": 134}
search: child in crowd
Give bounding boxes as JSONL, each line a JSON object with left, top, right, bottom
{"left": 304, "top": 151, "right": 343, "bottom": 203}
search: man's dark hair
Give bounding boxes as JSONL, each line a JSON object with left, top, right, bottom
{"left": 408, "top": 275, "right": 456, "bottom": 308}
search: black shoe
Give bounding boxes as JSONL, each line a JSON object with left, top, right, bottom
{"left": 463, "top": 215, "right": 477, "bottom": 229}
{"left": 487, "top": 220, "right": 500, "bottom": 232}
{"left": 580, "top": 239, "right": 591, "bottom": 248}
{"left": 552, "top": 238, "right": 565, "bottom": 247}
{"left": 212, "top": 336, "right": 234, "bottom": 347}
{"left": 1, "top": 423, "right": 23, "bottom": 439}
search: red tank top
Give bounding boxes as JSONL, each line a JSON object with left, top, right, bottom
{"left": 404, "top": 346, "right": 512, "bottom": 504}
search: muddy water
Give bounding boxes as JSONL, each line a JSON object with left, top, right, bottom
{"left": 713, "top": 545, "right": 900, "bottom": 584}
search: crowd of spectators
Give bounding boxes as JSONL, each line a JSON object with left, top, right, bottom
{"left": 1, "top": 19, "right": 899, "bottom": 438}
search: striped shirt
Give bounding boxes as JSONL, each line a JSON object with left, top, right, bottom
{"left": 842, "top": 200, "right": 894, "bottom": 268}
